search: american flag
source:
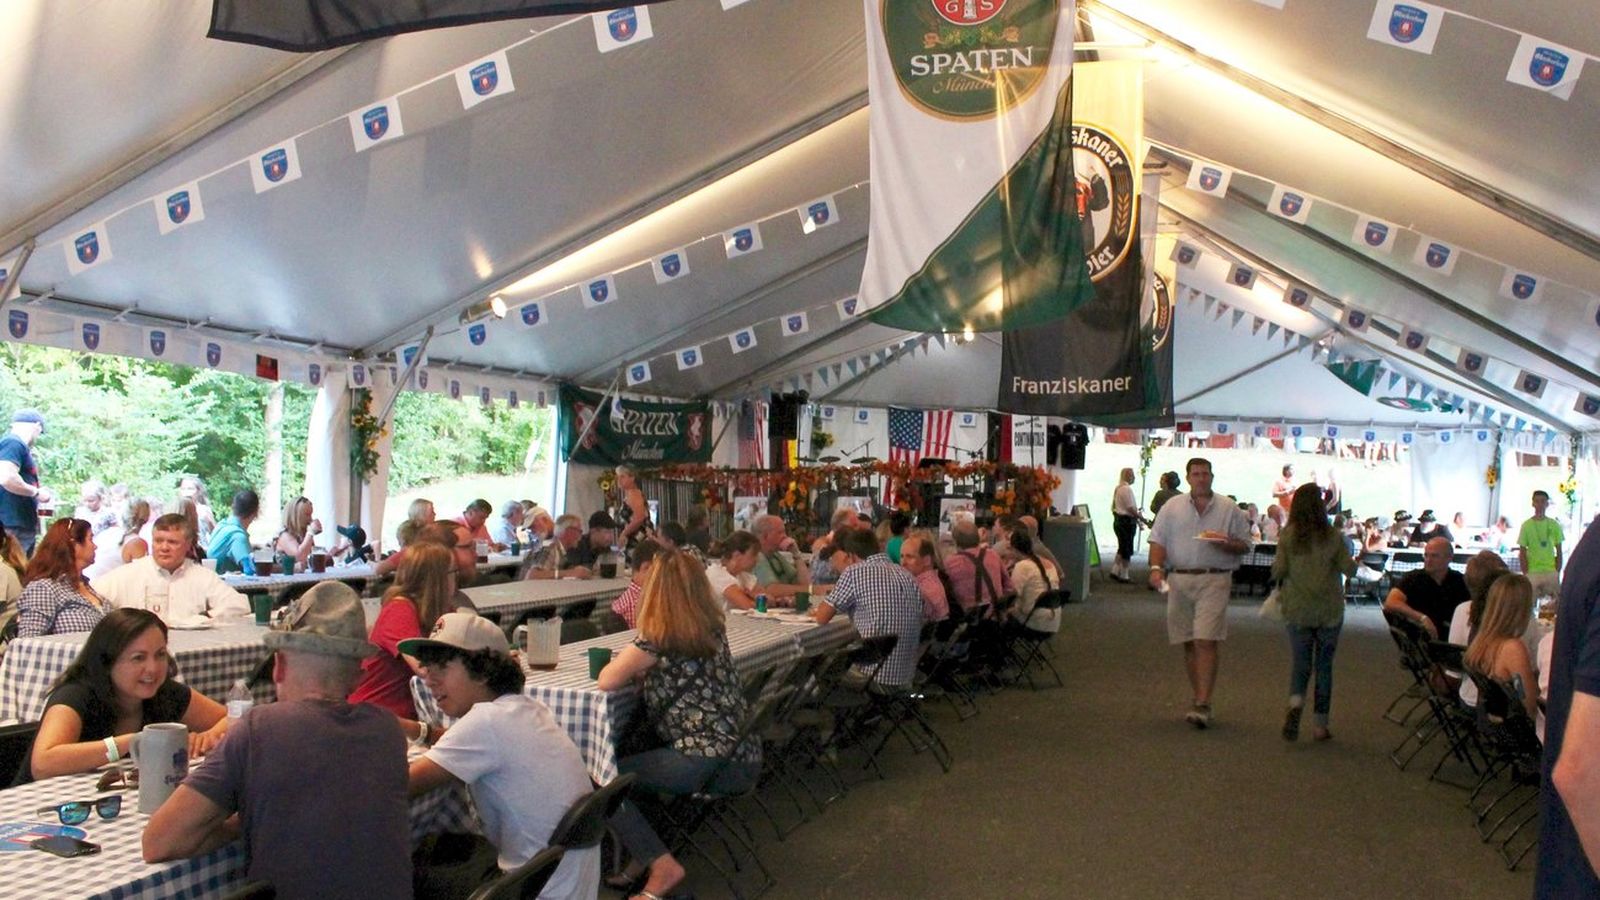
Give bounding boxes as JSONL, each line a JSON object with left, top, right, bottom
{"left": 738, "top": 400, "right": 768, "bottom": 469}
{"left": 886, "top": 407, "right": 954, "bottom": 506}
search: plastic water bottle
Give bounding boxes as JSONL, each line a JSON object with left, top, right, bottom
{"left": 227, "top": 679, "right": 253, "bottom": 720}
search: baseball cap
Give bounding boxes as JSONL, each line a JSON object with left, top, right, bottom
{"left": 11, "top": 409, "right": 44, "bottom": 432}
{"left": 398, "top": 611, "right": 509, "bottom": 657}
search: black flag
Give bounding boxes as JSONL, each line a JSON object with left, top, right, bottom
{"left": 210, "top": 1, "right": 671, "bottom": 51}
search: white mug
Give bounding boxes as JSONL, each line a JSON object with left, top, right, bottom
{"left": 129, "top": 722, "right": 189, "bottom": 813}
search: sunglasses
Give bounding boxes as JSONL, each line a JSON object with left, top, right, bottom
{"left": 36, "top": 795, "right": 122, "bottom": 825}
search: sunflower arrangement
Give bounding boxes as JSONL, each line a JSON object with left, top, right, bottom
{"left": 349, "top": 388, "right": 386, "bottom": 483}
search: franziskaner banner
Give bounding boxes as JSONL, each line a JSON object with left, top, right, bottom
{"left": 860, "top": 0, "right": 1094, "bottom": 334}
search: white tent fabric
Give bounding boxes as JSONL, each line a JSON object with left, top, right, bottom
{"left": 4, "top": 0, "right": 1596, "bottom": 445}
{"left": 1409, "top": 434, "right": 1498, "bottom": 527}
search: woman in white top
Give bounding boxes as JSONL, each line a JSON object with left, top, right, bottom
{"left": 1007, "top": 531, "right": 1062, "bottom": 633}
{"left": 177, "top": 476, "right": 217, "bottom": 547}
{"left": 704, "top": 531, "right": 760, "bottom": 611}
{"left": 0, "top": 521, "right": 24, "bottom": 604}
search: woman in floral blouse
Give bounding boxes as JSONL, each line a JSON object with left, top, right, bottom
{"left": 597, "top": 551, "right": 761, "bottom": 900}
{"left": 18, "top": 518, "right": 109, "bottom": 637}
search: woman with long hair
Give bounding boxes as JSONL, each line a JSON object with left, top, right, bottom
{"left": 120, "top": 498, "right": 151, "bottom": 564}
{"left": 1449, "top": 552, "right": 1511, "bottom": 707}
{"left": 349, "top": 541, "right": 454, "bottom": 719}
{"left": 396, "top": 498, "right": 435, "bottom": 549}
{"left": 275, "top": 495, "right": 343, "bottom": 571}
{"left": 1270, "top": 483, "right": 1356, "bottom": 742}
{"left": 598, "top": 552, "right": 761, "bottom": 900}
{"left": 1008, "top": 530, "right": 1063, "bottom": 633}
{"left": 173, "top": 497, "right": 206, "bottom": 563}
{"left": 1465, "top": 574, "right": 1541, "bottom": 725}
{"left": 17, "top": 519, "right": 109, "bottom": 637}
{"left": 176, "top": 475, "right": 216, "bottom": 546}
{"left": 23, "top": 608, "right": 228, "bottom": 782}
{"left": 614, "top": 464, "right": 652, "bottom": 547}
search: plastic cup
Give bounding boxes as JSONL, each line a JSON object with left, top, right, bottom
{"left": 251, "top": 594, "right": 272, "bottom": 625}
{"left": 756, "top": 594, "right": 768, "bottom": 613}
{"left": 793, "top": 592, "right": 810, "bottom": 613}
{"left": 599, "top": 562, "right": 618, "bottom": 579}
{"left": 587, "top": 647, "right": 612, "bottom": 680}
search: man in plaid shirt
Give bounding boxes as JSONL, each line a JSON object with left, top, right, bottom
{"left": 815, "top": 528, "right": 924, "bottom": 688}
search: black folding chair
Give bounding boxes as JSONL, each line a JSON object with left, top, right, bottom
{"left": 465, "top": 846, "right": 566, "bottom": 900}
{"left": 1466, "top": 670, "right": 1543, "bottom": 870}
{"left": 1005, "top": 588, "right": 1069, "bottom": 690}
{"left": 0, "top": 720, "right": 40, "bottom": 787}
{"left": 1383, "top": 615, "right": 1479, "bottom": 780}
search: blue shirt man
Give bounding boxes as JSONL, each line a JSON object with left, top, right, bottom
{"left": 207, "top": 489, "right": 261, "bottom": 576}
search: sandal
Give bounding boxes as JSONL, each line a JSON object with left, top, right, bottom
{"left": 605, "top": 873, "right": 644, "bottom": 893}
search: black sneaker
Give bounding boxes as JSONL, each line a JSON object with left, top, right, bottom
{"left": 1282, "top": 706, "right": 1302, "bottom": 741}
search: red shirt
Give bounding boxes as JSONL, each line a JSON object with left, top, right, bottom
{"left": 348, "top": 599, "right": 422, "bottom": 719}
{"left": 612, "top": 580, "right": 644, "bottom": 629}
{"left": 455, "top": 516, "right": 493, "bottom": 545}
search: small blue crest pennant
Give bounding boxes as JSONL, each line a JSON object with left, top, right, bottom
{"left": 206, "top": 342, "right": 222, "bottom": 367}
{"left": 352, "top": 365, "right": 367, "bottom": 387}
{"left": 1530, "top": 47, "right": 1569, "bottom": 87}
{"left": 587, "top": 280, "right": 610, "bottom": 304}
{"left": 608, "top": 7, "right": 638, "bottom": 41}
{"left": 734, "top": 228, "right": 754, "bottom": 252}
{"left": 7, "top": 310, "right": 27, "bottom": 339}
{"left": 1511, "top": 274, "right": 1537, "bottom": 300}
{"left": 1425, "top": 242, "right": 1451, "bottom": 269}
{"left": 308, "top": 363, "right": 322, "bottom": 386}
{"left": 166, "top": 191, "right": 191, "bottom": 225}
{"left": 80, "top": 322, "right": 99, "bottom": 351}
{"left": 417, "top": 369, "right": 428, "bottom": 389}
{"left": 468, "top": 323, "right": 487, "bottom": 346}
{"left": 449, "top": 379, "right": 461, "bottom": 400}
{"left": 471, "top": 61, "right": 498, "bottom": 96}
{"left": 520, "top": 303, "right": 542, "bottom": 327}
{"left": 808, "top": 201, "right": 831, "bottom": 226}
{"left": 661, "top": 253, "right": 681, "bottom": 277}
{"left": 1389, "top": 4, "right": 1429, "bottom": 43}
{"left": 75, "top": 231, "right": 100, "bottom": 265}
{"left": 1198, "top": 166, "right": 1222, "bottom": 191}
{"left": 479, "top": 386, "right": 492, "bottom": 405}
{"left": 1363, "top": 429, "right": 1378, "bottom": 442}
{"left": 149, "top": 329, "right": 166, "bottom": 356}
{"left": 1364, "top": 221, "right": 1389, "bottom": 247}
{"left": 363, "top": 106, "right": 389, "bottom": 140}
{"left": 508, "top": 389, "right": 520, "bottom": 409}
{"left": 1278, "top": 191, "right": 1304, "bottom": 216}
{"left": 261, "top": 148, "right": 289, "bottom": 183}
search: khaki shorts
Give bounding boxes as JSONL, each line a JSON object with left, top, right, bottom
{"left": 1527, "top": 570, "right": 1561, "bottom": 601}
{"left": 1167, "top": 572, "right": 1233, "bottom": 644}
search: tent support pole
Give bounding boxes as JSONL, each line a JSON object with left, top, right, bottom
{"left": 1176, "top": 333, "right": 1333, "bottom": 408}
{"left": 1087, "top": 0, "right": 1600, "bottom": 262}
{"left": 0, "top": 240, "right": 36, "bottom": 306}
{"left": 572, "top": 371, "right": 624, "bottom": 453}
{"left": 371, "top": 327, "right": 433, "bottom": 433}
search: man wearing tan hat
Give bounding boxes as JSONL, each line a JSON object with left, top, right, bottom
{"left": 404, "top": 611, "right": 597, "bottom": 894}
{"left": 143, "top": 582, "right": 412, "bottom": 898}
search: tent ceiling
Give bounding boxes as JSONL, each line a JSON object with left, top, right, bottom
{"left": 5, "top": 0, "right": 1595, "bottom": 434}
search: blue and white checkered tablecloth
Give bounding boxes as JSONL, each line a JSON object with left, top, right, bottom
{"left": 0, "top": 624, "right": 275, "bottom": 723}
{"left": 221, "top": 553, "right": 525, "bottom": 597}
{"left": 725, "top": 611, "right": 859, "bottom": 658}
{"left": 414, "top": 621, "right": 808, "bottom": 785}
{"left": 0, "top": 747, "right": 470, "bottom": 900}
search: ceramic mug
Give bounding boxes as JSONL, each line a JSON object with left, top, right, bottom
{"left": 129, "top": 722, "right": 189, "bottom": 813}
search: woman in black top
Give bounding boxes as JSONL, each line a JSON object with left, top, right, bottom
{"left": 23, "top": 608, "right": 229, "bottom": 783}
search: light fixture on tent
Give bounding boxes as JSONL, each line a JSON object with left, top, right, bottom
{"left": 489, "top": 294, "right": 507, "bottom": 318}
{"left": 962, "top": 324, "right": 975, "bottom": 343}
{"left": 458, "top": 295, "right": 507, "bottom": 325}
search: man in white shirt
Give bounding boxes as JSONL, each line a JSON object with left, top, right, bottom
{"left": 94, "top": 513, "right": 249, "bottom": 622}
{"left": 1147, "top": 458, "right": 1251, "bottom": 729}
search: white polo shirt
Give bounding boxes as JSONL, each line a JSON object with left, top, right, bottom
{"left": 1148, "top": 492, "right": 1250, "bottom": 571}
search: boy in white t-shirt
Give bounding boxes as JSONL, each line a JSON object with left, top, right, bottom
{"left": 404, "top": 612, "right": 599, "bottom": 899}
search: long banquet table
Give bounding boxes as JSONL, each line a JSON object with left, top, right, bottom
{"left": 221, "top": 552, "right": 526, "bottom": 597}
{"left": 460, "top": 576, "right": 631, "bottom": 623}
{"left": 0, "top": 623, "right": 273, "bottom": 724}
{"left": 0, "top": 747, "right": 469, "bottom": 900}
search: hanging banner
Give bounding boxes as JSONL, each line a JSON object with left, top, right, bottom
{"left": 209, "top": 0, "right": 676, "bottom": 51}
{"left": 859, "top": 0, "right": 1091, "bottom": 333}
{"left": 999, "top": 59, "right": 1147, "bottom": 417}
{"left": 558, "top": 385, "right": 712, "bottom": 466}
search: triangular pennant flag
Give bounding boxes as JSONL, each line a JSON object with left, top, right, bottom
{"left": 1388, "top": 371, "right": 1403, "bottom": 390}
{"left": 1467, "top": 401, "right": 1480, "bottom": 418}
{"left": 1267, "top": 323, "right": 1280, "bottom": 340}
{"left": 1514, "top": 416, "right": 1527, "bottom": 431}
{"left": 348, "top": 97, "right": 404, "bottom": 152}
{"left": 1405, "top": 377, "right": 1418, "bottom": 395}
{"left": 1230, "top": 309, "right": 1245, "bottom": 328}
{"left": 1500, "top": 412, "right": 1512, "bottom": 427}
{"left": 455, "top": 50, "right": 515, "bottom": 109}
{"left": 1251, "top": 316, "right": 1265, "bottom": 335}
{"left": 1283, "top": 329, "right": 1295, "bottom": 348}
{"left": 819, "top": 368, "right": 831, "bottom": 386}
{"left": 832, "top": 363, "right": 844, "bottom": 379}
{"left": 249, "top": 139, "right": 302, "bottom": 194}
{"left": 593, "top": 6, "right": 654, "bottom": 53}
{"left": 154, "top": 183, "right": 205, "bottom": 235}
{"left": 847, "top": 359, "right": 859, "bottom": 376}
{"left": 1203, "top": 296, "right": 1216, "bottom": 315}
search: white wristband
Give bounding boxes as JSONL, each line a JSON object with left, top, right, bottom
{"left": 103, "top": 737, "right": 119, "bottom": 763}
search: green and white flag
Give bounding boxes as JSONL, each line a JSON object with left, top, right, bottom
{"left": 860, "top": 0, "right": 1092, "bottom": 333}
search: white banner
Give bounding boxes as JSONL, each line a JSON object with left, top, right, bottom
{"left": 857, "top": 0, "right": 1077, "bottom": 323}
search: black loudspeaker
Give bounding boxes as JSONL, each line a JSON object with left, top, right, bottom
{"left": 1049, "top": 423, "right": 1088, "bottom": 470}
{"left": 769, "top": 392, "right": 805, "bottom": 440}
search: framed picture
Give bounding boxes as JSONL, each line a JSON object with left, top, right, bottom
{"left": 834, "top": 494, "right": 875, "bottom": 521}
{"left": 937, "top": 496, "right": 977, "bottom": 538}
{"left": 731, "top": 496, "right": 768, "bottom": 532}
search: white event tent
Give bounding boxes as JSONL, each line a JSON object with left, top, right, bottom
{"left": 3, "top": 0, "right": 1598, "bottom": 534}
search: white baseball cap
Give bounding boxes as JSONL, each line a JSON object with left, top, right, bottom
{"left": 398, "top": 611, "right": 509, "bottom": 657}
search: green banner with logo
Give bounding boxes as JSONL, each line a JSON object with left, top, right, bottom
{"left": 859, "top": 0, "right": 1092, "bottom": 333}
{"left": 558, "top": 385, "right": 713, "bottom": 466}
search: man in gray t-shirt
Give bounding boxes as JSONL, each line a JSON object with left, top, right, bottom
{"left": 143, "top": 583, "right": 412, "bottom": 898}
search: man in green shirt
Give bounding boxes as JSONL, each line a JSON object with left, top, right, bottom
{"left": 1519, "top": 489, "right": 1565, "bottom": 600}
{"left": 750, "top": 514, "right": 808, "bottom": 601}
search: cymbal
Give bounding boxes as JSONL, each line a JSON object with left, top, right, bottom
{"left": 851, "top": 456, "right": 879, "bottom": 465}
{"left": 817, "top": 455, "right": 841, "bottom": 463}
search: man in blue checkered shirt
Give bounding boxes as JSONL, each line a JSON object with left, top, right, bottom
{"left": 815, "top": 528, "right": 924, "bottom": 688}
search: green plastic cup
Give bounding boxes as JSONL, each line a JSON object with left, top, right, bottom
{"left": 251, "top": 594, "right": 272, "bottom": 626}
{"left": 587, "top": 647, "right": 612, "bottom": 680}
{"left": 793, "top": 592, "right": 811, "bottom": 614}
